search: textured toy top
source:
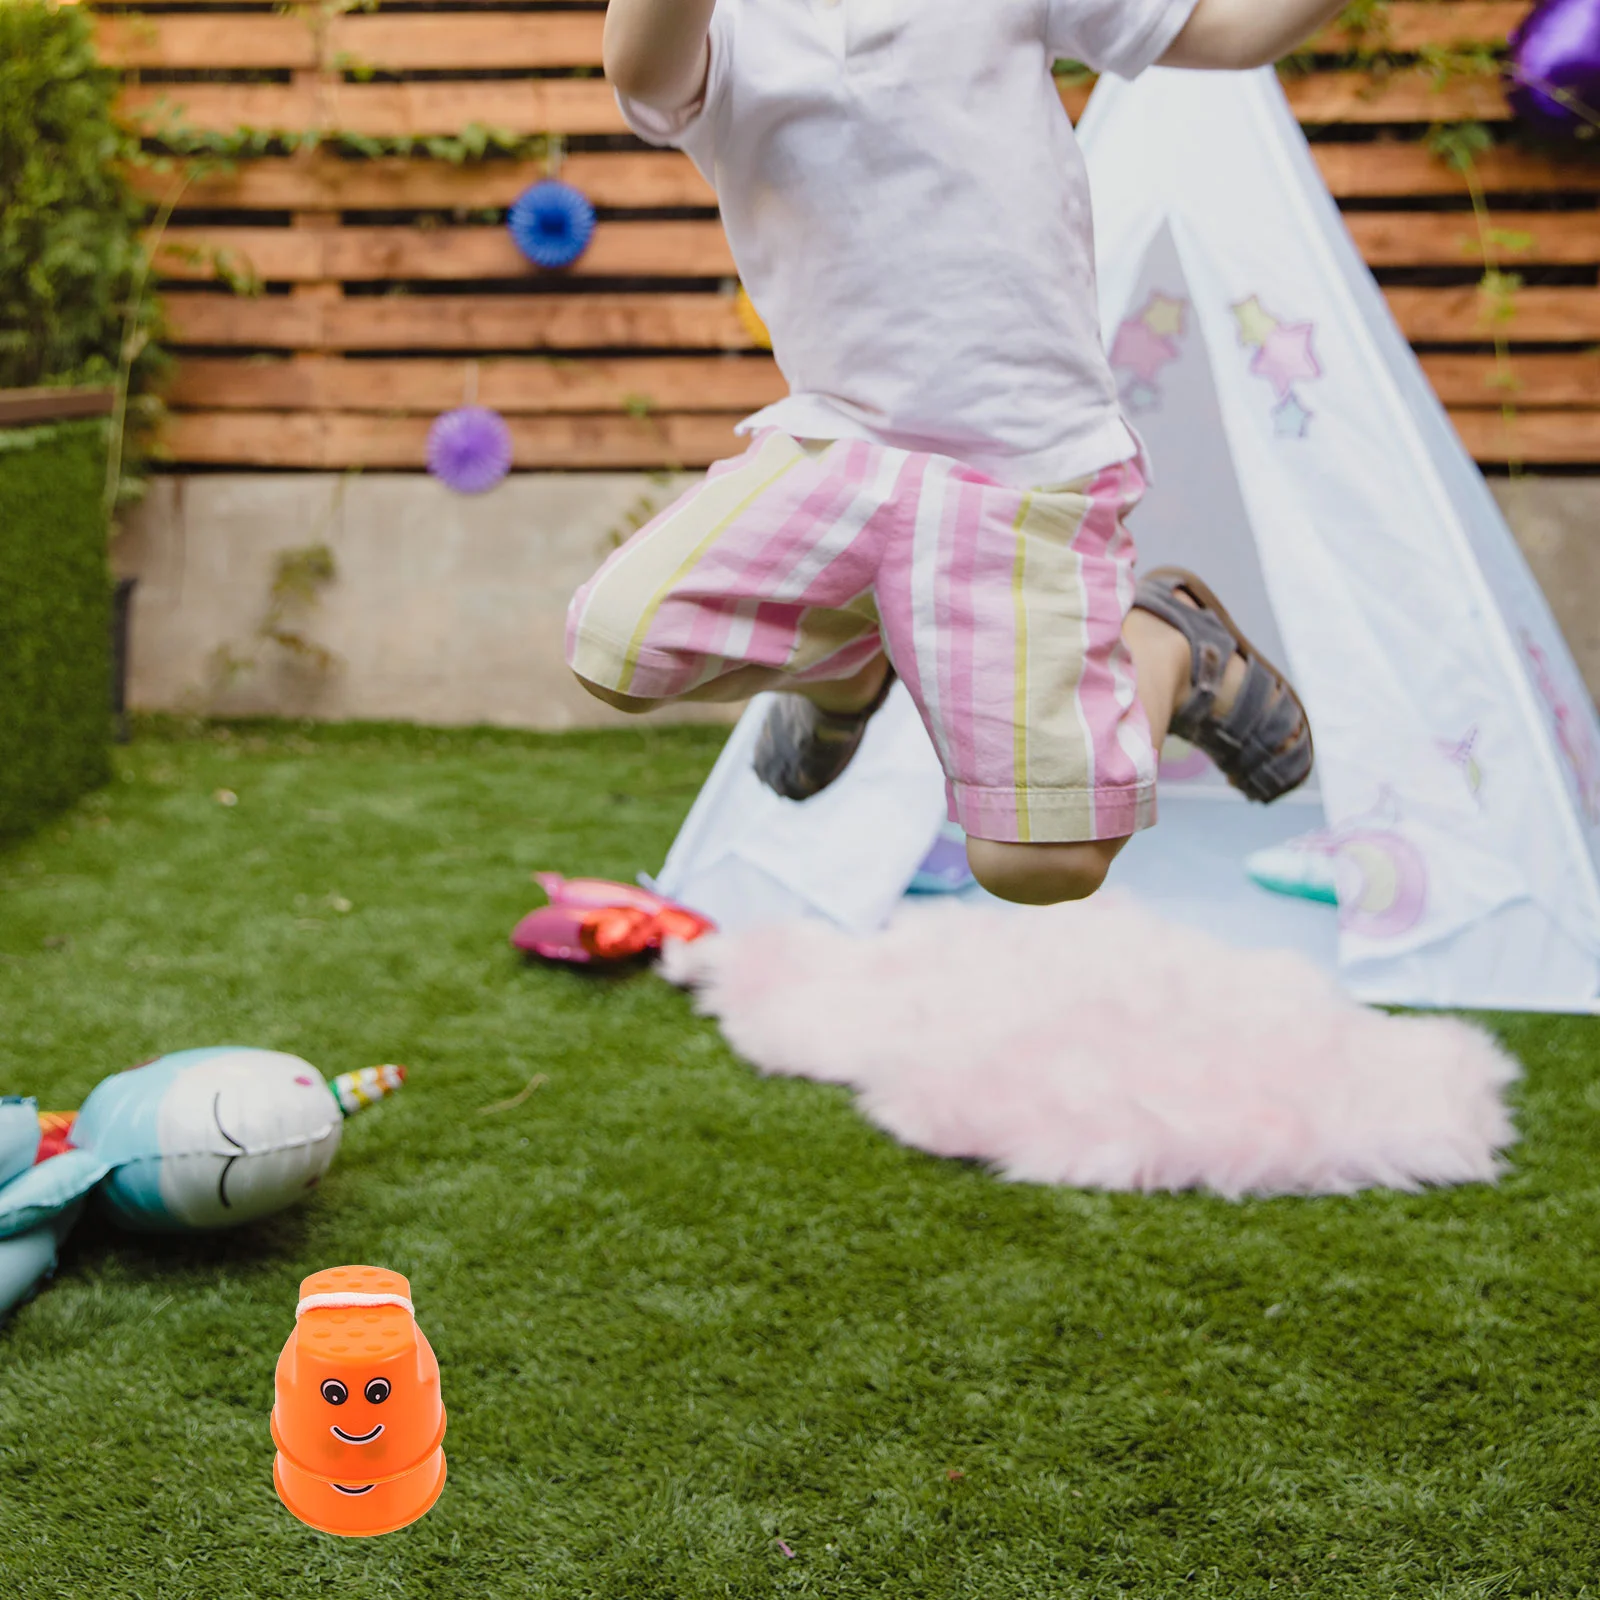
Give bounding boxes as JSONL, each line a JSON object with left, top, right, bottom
{"left": 296, "top": 1265, "right": 416, "bottom": 1361}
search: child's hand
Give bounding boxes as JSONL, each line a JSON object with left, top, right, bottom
{"left": 604, "top": 0, "right": 717, "bottom": 113}
{"left": 1160, "top": 0, "right": 1348, "bottom": 71}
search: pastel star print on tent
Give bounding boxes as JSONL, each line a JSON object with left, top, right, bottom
{"left": 1230, "top": 296, "right": 1323, "bottom": 425}
{"left": 1437, "top": 729, "right": 1484, "bottom": 799}
{"left": 1231, "top": 295, "right": 1280, "bottom": 348}
{"left": 1272, "top": 393, "right": 1314, "bottom": 438}
{"left": 1109, "top": 313, "right": 1179, "bottom": 384}
{"left": 1110, "top": 292, "right": 1192, "bottom": 411}
{"left": 1123, "top": 379, "right": 1162, "bottom": 414}
{"left": 1253, "top": 320, "right": 1323, "bottom": 400}
{"left": 1141, "top": 293, "right": 1188, "bottom": 338}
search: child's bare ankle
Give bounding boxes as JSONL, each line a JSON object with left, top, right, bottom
{"left": 802, "top": 656, "right": 891, "bottom": 716}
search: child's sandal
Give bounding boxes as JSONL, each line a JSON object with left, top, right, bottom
{"left": 1132, "top": 568, "right": 1314, "bottom": 803}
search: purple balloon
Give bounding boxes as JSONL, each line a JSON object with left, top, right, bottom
{"left": 1508, "top": 0, "right": 1600, "bottom": 134}
{"left": 426, "top": 406, "right": 513, "bottom": 495}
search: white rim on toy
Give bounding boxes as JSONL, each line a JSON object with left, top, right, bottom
{"left": 296, "top": 1292, "right": 415, "bottom": 1318}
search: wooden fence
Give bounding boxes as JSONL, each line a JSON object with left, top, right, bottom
{"left": 99, "top": 0, "right": 1600, "bottom": 471}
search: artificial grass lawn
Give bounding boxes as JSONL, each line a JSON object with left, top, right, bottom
{"left": 1, "top": 721, "right": 1599, "bottom": 1600}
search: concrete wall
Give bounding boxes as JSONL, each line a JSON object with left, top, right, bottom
{"left": 116, "top": 471, "right": 1600, "bottom": 727}
{"left": 115, "top": 471, "right": 730, "bottom": 729}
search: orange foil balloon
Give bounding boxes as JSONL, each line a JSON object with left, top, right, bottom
{"left": 579, "top": 903, "right": 715, "bottom": 960}
{"left": 270, "top": 1266, "right": 447, "bottom": 1536}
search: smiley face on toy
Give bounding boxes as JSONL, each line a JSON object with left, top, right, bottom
{"left": 310, "top": 1370, "right": 392, "bottom": 1501}
{"left": 271, "top": 1266, "right": 448, "bottom": 1536}
{"left": 321, "top": 1371, "right": 393, "bottom": 1449}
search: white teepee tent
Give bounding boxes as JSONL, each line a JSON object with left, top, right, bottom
{"left": 653, "top": 66, "right": 1600, "bottom": 1013}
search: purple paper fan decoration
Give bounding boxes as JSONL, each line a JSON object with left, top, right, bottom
{"left": 427, "top": 406, "right": 513, "bottom": 495}
{"left": 508, "top": 180, "right": 597, "bottom": 270}
{"left": 1508, "top": 0, "right": 1600, "bottom": 135}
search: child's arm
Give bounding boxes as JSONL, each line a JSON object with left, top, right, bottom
{"left": 603, "top": 0, "right": 717, "bottom": 111}
{"left": 1160, "top": 0, "right": 1348, "bottom": 70}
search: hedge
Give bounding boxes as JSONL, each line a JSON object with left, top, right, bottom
{"left": 0, "top": 419, "right": 112, "bottom": 837}
{"left": 0, "top": 0, "right": 165, "bottom": 507}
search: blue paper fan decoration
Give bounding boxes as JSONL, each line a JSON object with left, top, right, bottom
{"left": 509, "top": 180, "right": 597, "bottom": 270}
{"left": 427, "top": 406, "right": 513, "bottom": 495}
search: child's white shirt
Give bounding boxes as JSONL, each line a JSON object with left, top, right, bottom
{"left": 619, "top": 0, "right": 1198, "bottom": 488}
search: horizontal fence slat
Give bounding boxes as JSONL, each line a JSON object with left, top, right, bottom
{"left": 120, "top": 80, "right": 631, "bottom": 139}
{"left": 97, "top": 12, "right": 608, "bottom": 71}
{"left": 152, "top": 212, "right": 1593, "bottom": 284}
{"left": 97, "top": 3, "right": 1526, "bottom": 71}
{"left": 331, "top": 12, "right": 605, "bottom": 71}
{"left": 161, "top": 409, "right": 746, "bottom": 469}
{"left": 158, "top": 405, "right": 1600, "bottom": 470}
{"left": 162, "top": 286, "right": 1600, "bottom": 351}
{"left": 125, "top": 152, "right": 716, "bottom": 211}
{"left": 115, "top": 0, "right": 1515, "bottom": 33}
{"left": 125, "top": 146, "right": 1600, "bottom": 214}
{"left": 96, "top": 14, "right": 317, "bottom": 70}
{"left": 1450, "top": 408, "right": 1600, "bottom": 462}
{"left": 97, "top": 0, "right": 585, "bottom": 6}
{"left": 1282, "top": 68, "right": 1509, "bottom": 122}
{"left": 0, "top": 386, "right": 117, "bottom": 425}
{"left": 153, "top": 221, "right": 736, "bottom": 282}
{"left": 166, "top": 351, "right": 1597, "bottom": 415}
{"left": 163, "top": 291, "right": 750, "bottom": 350}
{"left": 1344, "top": 211, "right": 1600, "bottom": 266}
{"left": 1384, "top": 286, "right": 1600, "bottom": 340}
{"left": 1313, "top": 1, "right": 1526, "bottom": 51}
{"left": 1313, "top": 143, "right": 1600, "bottom": 196}
{"left": 119, "top": 72, "right": 1509, "bottom": 140}
{"left": 1419, "top": 351, "right": 1600, "bottom": 407}
{"left": 164, "top": 355, "right": 786, "bottom": 413}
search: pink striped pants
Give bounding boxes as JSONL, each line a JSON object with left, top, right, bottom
{"left": 566, "top": 431, "right": 1157, "bottom": 844}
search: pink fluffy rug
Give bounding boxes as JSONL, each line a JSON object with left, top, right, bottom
{"left": 661, "top": 895, "right": 1520, "bottom": 1198}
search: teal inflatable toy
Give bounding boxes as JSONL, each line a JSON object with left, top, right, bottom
{"left": 0, "top": 1048, "right": 404, "bottom": 1324}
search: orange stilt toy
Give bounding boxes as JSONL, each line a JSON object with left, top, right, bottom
{"left": 271, "top": 1266, "right": 447, "bottom": 1536}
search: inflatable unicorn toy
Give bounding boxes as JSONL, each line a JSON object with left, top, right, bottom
{"left": 0, "top": 1049, "right": 405, "bottom": 1324}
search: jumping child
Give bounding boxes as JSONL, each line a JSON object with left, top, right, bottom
{"left": 568, "top": 0, "right": 1340, "bottom": 905}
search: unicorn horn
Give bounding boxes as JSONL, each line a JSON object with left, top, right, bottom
{"left": 330, "top": 1065, "right": 407, "bottom": 1117}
